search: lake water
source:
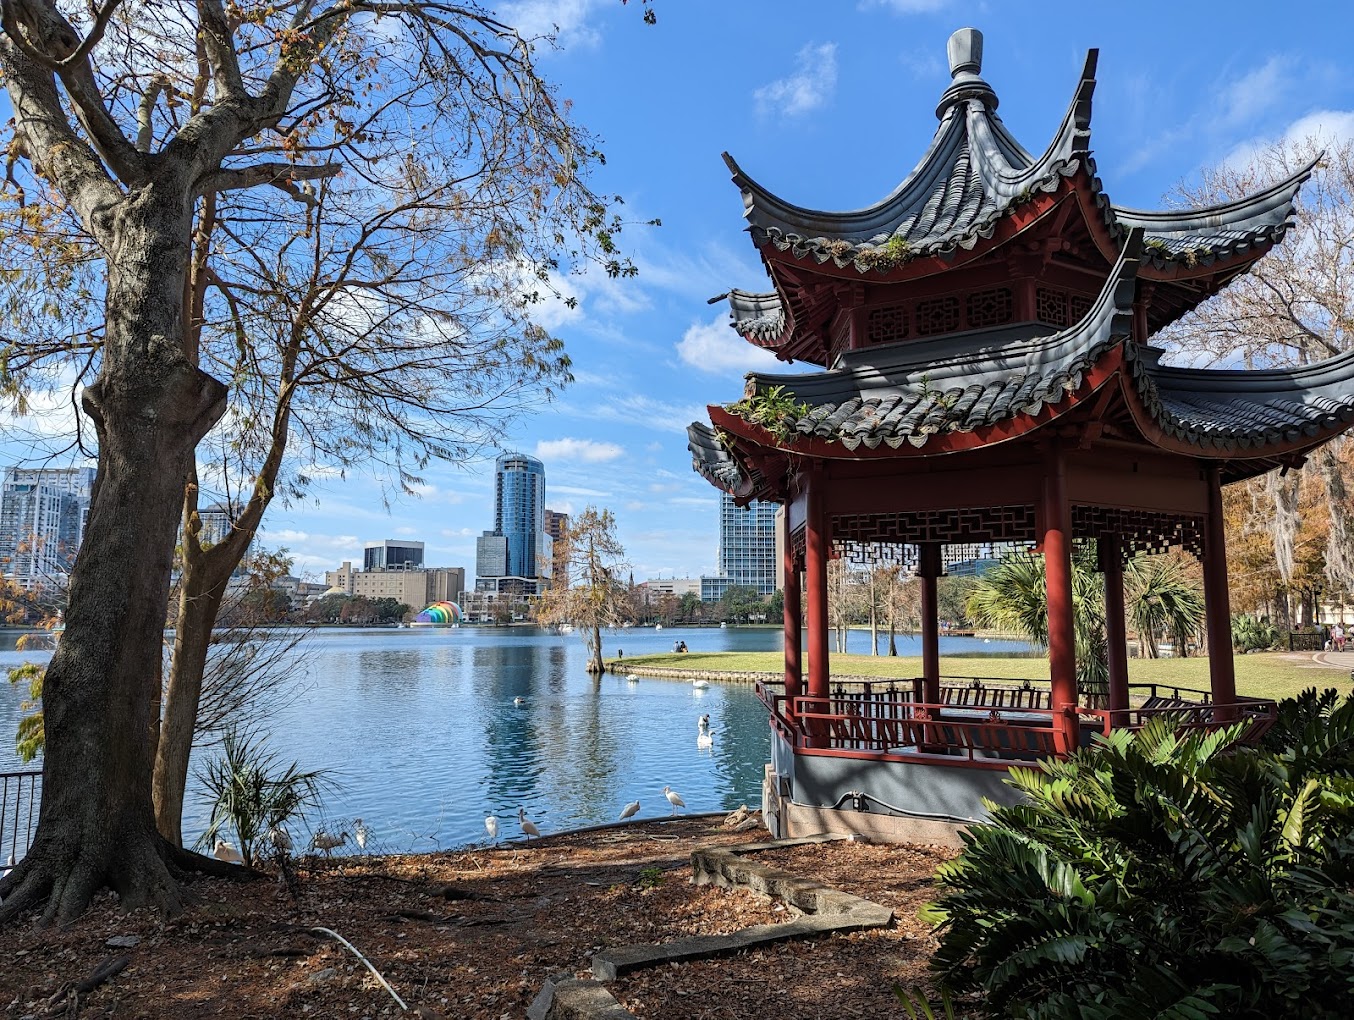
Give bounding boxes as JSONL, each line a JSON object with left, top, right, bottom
{"left": 0, "top": 626, "right": 1031, "bottom": 855}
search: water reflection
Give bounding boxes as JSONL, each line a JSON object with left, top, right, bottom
{"left": 0, "top": 625, "right": 1028, "bottom": 851}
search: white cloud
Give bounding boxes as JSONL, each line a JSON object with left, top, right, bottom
{"left": 677, "top": 316, "right": 788, "bottom": 374}
{"left": 1221, "top": 109, "right": 1354, "bottom": 172}
{"left": 1220, "top": 56, "right": 1295, "bottom": 129}
{"left": 534, "top": 437, "right": 624, "bottom": 463}
{"left": 551, "top": 499, "right": 575, "bottom": 515}
{"left": 754, "top": 43, "right": 838, "bottom": 118}
{"left": 552, "top": 484, "right": 611, "bottom": 497}
{"left": 589, "top": 394, "right": 711, "bottom": 434}
{"left": 496, "top": 0, "right": 605, "bottom": 49}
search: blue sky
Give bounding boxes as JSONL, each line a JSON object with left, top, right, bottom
{"left": 9, "top": 1, "right": 1354, "bottom": 585}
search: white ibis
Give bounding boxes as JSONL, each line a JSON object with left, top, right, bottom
{"left": 266, "top": 827, "right": 293, "bottom": 853}
{"left": 354, "top": 818, "right": 371, "bottom": 851}
{"left": 619, "top": 800, "right": 640, "bottom": 821}
{"left": 312, "top": 829, "right": 348, "bottom": 855}
{"left": 518, "top": 807, "right": 540, "bottom": 839}
{"left": 213, "top": 839, "right": 244, "bottom": 865}
{"left": 485, "top": 815, "right": 499, "bottom": 841}
{"left": 663, "top": 786, "right": 685, "bottom": 815}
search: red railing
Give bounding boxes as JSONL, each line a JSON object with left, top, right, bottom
{"left": 754, "top": 676, "right": 1277, "bottom": 764}
{"left": 1081, "top": 695, "right": 1278, "bottom": 745}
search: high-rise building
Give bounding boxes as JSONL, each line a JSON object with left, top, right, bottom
{"left": 0, "top": 466, "right": 97, "bottom": 588}
{"left": 544, "top": 509, "right": 569, "bottom": 588}
{"left": 364, "top": 540, "right": 424, "bottom": 571}
{"left": 700, "top": 492, "right": 778, "bottom": 600}
{"left": 475, "top": 453, "right": 551, "bottom": 594}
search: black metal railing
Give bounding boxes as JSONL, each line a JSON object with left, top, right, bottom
{"left": 1, "top": 769, "right": 41, "bottom": 865}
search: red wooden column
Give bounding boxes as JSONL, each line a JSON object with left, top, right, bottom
{"left": 917, "top": 543, "right": 943, "bottom": 705}
{"left": 803, "top": 472, "right": 831, "bottom": 745}
{"left": 1203, "top": 465, "right": 1237, "bottom": 716}
{"left": 1042, "top": 444, "right": 1080, "bottom": 754}
{"left": 781, "top": 508, "right": 802, "bottom": 718}
{"left": 1098, "top": 534, "right": 1130, "bottom": 724}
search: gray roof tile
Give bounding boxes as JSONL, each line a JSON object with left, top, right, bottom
{"left": 721, "top": 31, "right": 1311, "bottom": 292}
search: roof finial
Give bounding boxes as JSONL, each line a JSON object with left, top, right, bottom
{"left": 936, "top": 26, "right": 996, "bottom": 117}
{"left": 947, "top": 27, "right": 983, "bottom": 78}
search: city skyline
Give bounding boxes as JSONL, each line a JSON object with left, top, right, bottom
{"left": 1, "top": 2, "right": 1350, "bottom": 582}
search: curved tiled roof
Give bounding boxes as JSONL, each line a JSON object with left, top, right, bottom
{"left": 725, "top": 289, "right": 788, "bottom": 349}
{"left": 1128, "top": 345, "right": 1354, "bottom": 451}
{"left": 723, "top": 28, "right": 1308, "bottom": 280}
{"left": 715, "top": 235, "right": 1138, "bottom": 453}
{"left": 723, "top": 42, "right": 1093, "bottom": 272}
{"left": 689, "top": 228, "right": 1354, "bottom": 495}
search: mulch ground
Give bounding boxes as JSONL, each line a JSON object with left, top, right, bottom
{"left": 0, "top": 816, "right": 956, "bottom": 1019}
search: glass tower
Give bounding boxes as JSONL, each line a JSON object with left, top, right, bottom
{"left": 476, "top": 453, "right": 550, "bottom": 593}
{"left": 702, "top": 492, "right": 778, "bottom": 599}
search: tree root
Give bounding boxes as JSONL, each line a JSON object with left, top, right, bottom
{"left": 0, "top": 830, "right": 262, "bottom": 929}
{"left": 39, "top": 955, "right": 130, "bottom": 1018}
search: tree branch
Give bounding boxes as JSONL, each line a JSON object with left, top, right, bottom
{"left": 0, "top": 33, "right": 121, "bottom": 227}
{"left": 196, "top": 161, "right": 340, "bottom": 198}
{"left": 1, "top": 0, "right": 145, "bottom": 182}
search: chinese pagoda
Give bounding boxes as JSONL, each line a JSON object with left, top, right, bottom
{"left": 688, "top": 29, "right": 1354, "bottom": 842}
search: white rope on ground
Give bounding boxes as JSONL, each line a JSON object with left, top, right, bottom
{"left": 310, "top": 927, "right": 408, "bottom": 1011}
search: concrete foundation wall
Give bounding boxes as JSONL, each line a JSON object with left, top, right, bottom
{"left": 762, "top": 733, "right": 1026, "bottom": 845}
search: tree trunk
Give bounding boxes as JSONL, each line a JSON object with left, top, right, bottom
{"left": 587, "top": 623, "right": 603, "bottom": 674}
{"left": 153, "top": 550, "right": 231, "bottom": 845}
{"left": 0, "top": 191, "right": 230, "bottom": 925}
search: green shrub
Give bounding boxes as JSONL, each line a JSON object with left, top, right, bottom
{"left": 1232, "top": 613, "right": 1281, "bottom": 652}
{"left": 197, "top": 726, "right": 333, "bottom": 865}
{"left": 926, "top": 690, "right": 1354, "bottom": 1018}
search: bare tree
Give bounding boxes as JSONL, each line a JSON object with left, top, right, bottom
{"left": 0, "top": 0, "right": 649, "bottom": 924}
{"left": 1162, "top": 136, "right": 1354, "bottom": 626}
{"left": 535, "top": 507, "right": 628, "bottom": 674}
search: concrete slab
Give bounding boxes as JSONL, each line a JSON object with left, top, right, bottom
{"left": 528, "top": 973, "right": 635, "bottom": 1020}
{"left": 591, "top": 836, "right": 895, "bottom": 982}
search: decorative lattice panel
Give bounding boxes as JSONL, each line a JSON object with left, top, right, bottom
{"left": 1036, "top": 287, "right": 1069, "bottom": 328}
{"left": 866, "top": 305, "right": 909, "bottom": 344}
{"left": 1068, "top": 293, "right": 1093, "bottom": 325}
{"left": 914, "top": 296, "right": 960, "bottom": 336}
{"left": 832, "top": 506, "right": 1038, "bottom": 546}
{"left": 831, "top": 540, "right": 1027, "bottom": 573}
{"left": 966, "top": 287, "right": 1014, "bottom": 329}
{"left": 1072, "top": 506, "right": 1205, "bottom": 559}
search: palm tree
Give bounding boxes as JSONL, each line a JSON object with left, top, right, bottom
{"left": 965, "top": 551, "right": 1108, "bottom": 702}
{"left": 1125, "top": 555, "right": 1206, "bottom": 658}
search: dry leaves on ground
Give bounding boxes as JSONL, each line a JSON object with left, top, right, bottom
{"left": 0, "top": 818, "right": 953, "bottom": 1019}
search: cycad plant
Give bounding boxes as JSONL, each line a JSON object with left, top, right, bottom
{"left": 196, "top": 725, "right": 333, "bottom": 865}
{"left": 926, "top": 688, "right": 1354, "bottom": 1018}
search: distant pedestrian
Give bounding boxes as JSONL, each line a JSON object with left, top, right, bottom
{"left": 673, "top": 641, "right": 681, "bottom": 653}
{"left": 617, "top": 648, "right": 624, "bottom": 660}
{"left": 1335, "top": 623, "right": 1347, "bottom": 652}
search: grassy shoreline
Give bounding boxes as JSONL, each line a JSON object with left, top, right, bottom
{"left": 618, "top": 650, "right": 1353, "bottom": 702}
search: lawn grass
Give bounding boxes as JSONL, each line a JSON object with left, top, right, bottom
{"left": 623, "top": 650, "right": 1353, "bottom": 702}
